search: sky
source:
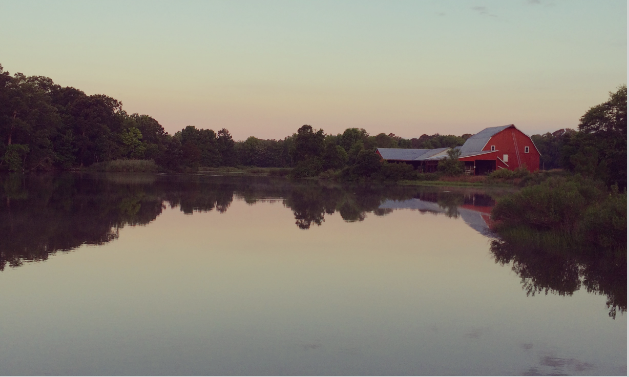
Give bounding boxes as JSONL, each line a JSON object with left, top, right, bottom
{"left": 0, "top": 0, "right": 626, "bottom": 140}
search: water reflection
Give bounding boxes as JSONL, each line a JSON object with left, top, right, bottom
{"left": 1, "top": 173, "right": 503, "bottom": 272}
{"left": 1, "top": 173, "right": 625, "bottom": 319}
{"left": 491, "top": 235, "right": 626, "bottom": 319}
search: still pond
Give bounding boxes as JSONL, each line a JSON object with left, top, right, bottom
{"left": 0, "top": 173, "right": 626, "bottom": 375}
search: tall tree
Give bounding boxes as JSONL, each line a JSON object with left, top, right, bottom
{"left": 564, "top": 85, "right": 627, "bottom": 187}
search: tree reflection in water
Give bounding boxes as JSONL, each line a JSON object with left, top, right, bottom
{"left": 1, "top": 173, "right": 625, "bottom": 319}
{"left": 491, "top": 233, "right": 626, "bottom": 319}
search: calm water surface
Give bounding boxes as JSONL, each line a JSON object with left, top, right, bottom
{"left": 0, "top": 173, "right": 626, "bottom": 375}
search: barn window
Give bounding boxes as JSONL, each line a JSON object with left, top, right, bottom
{"left": 503, "top": 154, "right": 508, "bottom": 162}
{"left": 524, "top": 146, "right": 529, "bottom": 153}
{"left": 491, "top": 145, "right": 496, "bottom": 151}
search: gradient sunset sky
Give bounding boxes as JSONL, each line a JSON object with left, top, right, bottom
{"left": 1, "top": 0, "right": 626, "bottom": 140}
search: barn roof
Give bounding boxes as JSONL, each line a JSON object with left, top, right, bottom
{"left": 458, "top": 124, "right": 514, "bottom": 157}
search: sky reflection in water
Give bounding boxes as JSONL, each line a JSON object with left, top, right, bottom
{"left": 0, "top": 173, "right": 626, "bottom": 375}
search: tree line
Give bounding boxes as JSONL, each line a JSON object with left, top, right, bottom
{"left": 0, "top": 64, "right": 470, "bottom": 174}
{"left": 1, "top": 64, "right": 626, "bottom": 187}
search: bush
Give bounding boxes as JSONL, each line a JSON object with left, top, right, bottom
{"left": 268, "top": 168, "right": 291, "bottom": 177}
{"left": 2, "top": 144, "right": 30, "bottom": 172}
{"left": 492, "top": 176, "right": 607, "bottom": 234}
{"left": 579, "top": 191, "right": 627, "bottom": 249}
{"left": 91, "top": 159, "right": 158, "bottom": 173}
{"left": 489, "top": 166, "right": 531, "bottom": 180}
{"left": 437, "top": 148, "right": 464, "bottom": 176}
{"left": 318, "top": 169, "right": 340, "bottom": 180}
{"left": 489, "top": 168, "right": 516, "bottom": 179}
{"left": 290, "top": 158, "right": 324, "bottom": 179}
{"left": 415, "top": 172, "right": 442, "bottom": 181}
{"left": 380, "top": 162, "right": 416, "bottom": 181}
{"left": 437, "top": 158, "right": 464, "bottom": 175}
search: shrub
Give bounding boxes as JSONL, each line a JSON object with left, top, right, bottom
{"left": 2, "top": 144, "right": 30, "bottom": 172}
{"left": 268, "top": 168, "right": 291, "bottom": 177}
{"left": 491, "top": 176, "right": 607, "bottom": 234}
{"left": 489, "top": 166, "right": 531, "bottom": 180}
{"left": 437, "top": 148, "right": 464, "bottom": 176}
{"left": 290, "top": 158, "right": 324, "bottom": 179}
{"left": 415, "top": 172, "right": 442, "bottom": 181}
{"left": 91, "top": 159, "right": 158, "bottom": 173}
{"left": 380, "top": 162, "right": 416, "bottom": 181}
{"left": 579, "top": 191, "right": 627, "bottom": 249}
{"left": 318, "top": 169, "right": 340, "bottom": 180}
{"left": 489, "top": 168, "right": 516, "bottom": 179}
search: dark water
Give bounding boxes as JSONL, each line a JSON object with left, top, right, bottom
{"left": 0, "top": 173, "right": 626, "bottom": 375}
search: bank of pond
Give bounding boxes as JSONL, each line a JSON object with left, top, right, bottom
{"left": 1, "top": 173, "right": 625, "bottom": 319}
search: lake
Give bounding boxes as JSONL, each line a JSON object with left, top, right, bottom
{"left": 0, "top": 173, "right": 625, "bottom": 375}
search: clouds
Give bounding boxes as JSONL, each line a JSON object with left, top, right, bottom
{"left": 471, "top": 5, "right": 497, "bottom": 17}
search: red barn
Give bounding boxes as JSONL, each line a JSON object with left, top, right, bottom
{"left": 377, "top": 124, "right": 540, "bottom": 175}
{"left": 457, "top": 124, "right": 540, "bottom": 175}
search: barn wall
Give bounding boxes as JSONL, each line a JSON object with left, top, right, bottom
{"left": 483, "top": 128, "right": 539, "bottom": 172}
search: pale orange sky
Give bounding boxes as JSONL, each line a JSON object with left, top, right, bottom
{"left": 0, "top": 0, "right": 626, "bottom": 140}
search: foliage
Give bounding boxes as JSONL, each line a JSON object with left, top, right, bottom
{"left": 292, "top": 125, "right": 325, "bottom": 163}
{"left": 492, "top": 176, "right": 611, "bottom": 234}
{"left": 340, "top": 128, "right": 368, "bottom": 152}
{"left": 2, "top": 144, "right": 30, "bottom": 171}
{"left": 579, "top": 190, "right": 627, "bottom": 250}
{"left": 290, "top": 158, "right": 324, "bottom": 179}
{"left": 379, "top": 162, "right": 417, "bottom": 181}
{"left": 322, "top": 143, "right": 347, "bottom": 170}
{"left": 488, "top": 166, "right": 530, "bottom": 180}
{"left": 437, "top": 148, "right": 464, "bottom": 176}
{"left": 414, "top": 172, "right": 442, "bottom": 181}
{"left": 121, "top": 126, "right": 146, "bottom": 158}
{"left": 410, "top": 134, "right": 467, "bottom": 149}
{"left": 91, "top": 159, "right": 158, "bottom": 173}
{"left": 562, "top": 85, "right": 627, "bottom": 188}
{"left": 530, "top": 129, "right": 575, "bottom": 170}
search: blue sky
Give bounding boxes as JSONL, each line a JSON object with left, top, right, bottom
{"left": 0, "top": 0, "right": 626, "bottom": 140}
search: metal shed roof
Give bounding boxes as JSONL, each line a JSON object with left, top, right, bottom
{"left": 458, "top": 125, "right": 513, "bottom": 156}
{"left": 378, "top": 199, "right": 495, "bottom": 237}
{"left": 377, "top": 148, "right": 431, "bottom": 161}
{"left": 377, "top": 147, "right": 450, "bottom": 161}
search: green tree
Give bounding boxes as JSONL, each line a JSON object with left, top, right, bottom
{"left": 121, "top": 127, "right": 146, "bottom": 159}
{"left": 2, "top": 144, "right": 30, "bottom": 172}
{"left": 292, "top": 125, "right": 325, "bottom": 163}
{"left": 563, "top": 85, "right": 627, "bottom": 187}
{"left": 217, "top": 128, "right": 236, "bottom": 166}
{"left": 340, "top": 128, "right": 368, "bottom": 152}
{"left": 323, "top": 143, "right": 348, "bottom": 170}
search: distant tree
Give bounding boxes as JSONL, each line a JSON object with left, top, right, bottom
{"left": 217, "top": 128, "right": 236, "bottom": 166}
{"left": 374, "top": 133, "right": 397, "bottom": 148}
{"left": 322, "top": 143, "right": 347, "bottom": 170}
{"left": 340, "top": 128, "right": 368, "bottom": 152}
{"left": 531, "top": 129, "right": 575, "bottom": 170}
{"left": 292, "top": 125, "right": 325, "bottom": 163}
{"left": 351, "top": 149, "right": 383, "bottom": 177}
